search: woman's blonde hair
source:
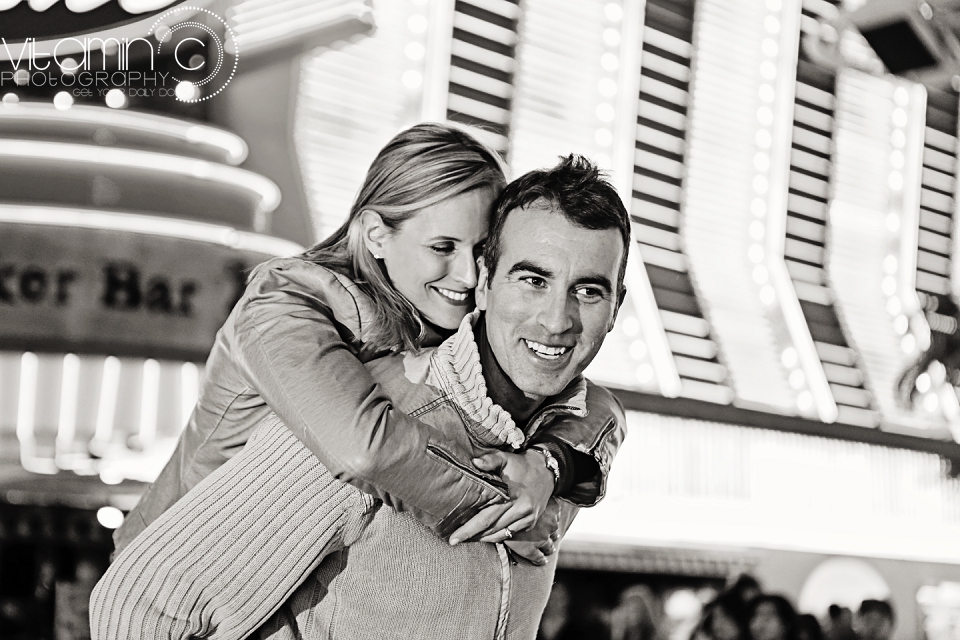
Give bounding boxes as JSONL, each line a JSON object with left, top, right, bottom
{"left": 301, "top": 122, "right": 507, "bottom": 352}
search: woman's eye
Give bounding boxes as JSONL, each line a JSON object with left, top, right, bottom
{"left": 430, "top": 244, "right": 455, "bottom": 255}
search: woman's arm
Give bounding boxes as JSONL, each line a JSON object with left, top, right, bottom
{"left": 443, "top": 381, "right": 626, "bottom": 544}
{"left": 91, "top": 414, "right": 372, "bottom": 640}
{"left": 226, "top": 260, "right": 519, "bottom": 535}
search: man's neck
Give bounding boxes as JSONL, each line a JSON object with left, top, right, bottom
{"left": 475, "top": 315, "right": 543, "bottom": 428}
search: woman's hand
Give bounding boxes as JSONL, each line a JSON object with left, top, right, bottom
{"left": 502, "top": 498, "right": 562, "bottom": 565}
{"left": 447, "top": 448, "right": 554, "bottom": 545}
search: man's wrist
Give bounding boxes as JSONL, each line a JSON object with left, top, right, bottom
{"left": 530, "top": 444, "right": 561, "bottom": 493}
{"left": 531, "top": 439, "right": 579, "bottom": 496}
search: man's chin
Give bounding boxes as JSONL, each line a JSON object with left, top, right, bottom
{"left": 515, "top": 377, "right": 572, "bottom": 400}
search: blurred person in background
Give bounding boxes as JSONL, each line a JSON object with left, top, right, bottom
{"left": 747, "top": 594, "right": 798, "bottom": 640}
{"left": 538, "top": 582, "right": 574, "bottom": 640}
{"left": 854, "top": 600, "right": 894, "bottom": 640}
{"left": 609, "top": 584, "right": 662, "bottom": 640}
{"left": 824, "top": 605, "right": 857, "bottom": 640}
{"left": 792, "top": 615, "right": 823, "bottom": 640}
{"left": 92, "top": 155, "right": 631, "bottom": 640}
{"left": 728, "top": 574, "right": 763, "bottom": 619}
{"left": 694, "top": 592, "right": 748, "bottom": 640}
{"left": 537, "top": 582, "right": 608, "bottom": 640}
{"left": 110, "top": 123, "right": 623, "bottom": 564}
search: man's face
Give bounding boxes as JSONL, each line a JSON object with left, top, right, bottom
{"left": 855, "top": 612, "right": 893, "bottom": 640}
{"left": 476, "top": 203, "right": 624, "bottom": 401}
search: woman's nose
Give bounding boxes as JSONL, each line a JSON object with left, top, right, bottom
{"left": 451, "top": 250, "right": 479, "bottom": 289}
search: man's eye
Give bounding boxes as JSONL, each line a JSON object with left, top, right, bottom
{"left": 575, "top": 286, "right": 606, "bottom": 301}
{"left": 431, "top": 244, "right": 454, "bottom": 255}
{"left": 522, "top": 276, "right": 546, "bottom": 288}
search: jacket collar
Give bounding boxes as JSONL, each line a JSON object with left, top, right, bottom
{"left": 432, "top": 310, "right": 588, "bottom": 449}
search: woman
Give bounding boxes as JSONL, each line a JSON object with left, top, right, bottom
{"left": 609, "top": 584, "right": 662, "bottom": 640}
{"left": 113, "top": 122, "right": 617, "bottom": 556}
{"left": 696, "top": 593, "right": 748, "bottom": 640}
{"left": 748, "top": 595, "right": 798, "bottom": 640}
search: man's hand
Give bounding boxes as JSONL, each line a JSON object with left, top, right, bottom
{"left": 447, "top": 449, "right": 555, "bottom": 545}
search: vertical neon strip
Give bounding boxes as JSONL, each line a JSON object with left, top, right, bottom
{"left": 16, "top": 352, "right": 37, "bottom": 454}
{"left": 683, "top": 0, "right": 794, "bottom": 410}
{"left": 613, "top": 0, "right": 681, "bottom": 397}
{"left": 951, "top": 90, "right": 960, "bottom": 305}
{"left": 897, "top": 84, "right": 929, "bottom": 331}
{"left": 764, "top": 0, "right": 838, "bottom": 423}
{"left": 93, "top": 355, "right": 121, "bottom": 449}
{"left": 139, "top": 358, "right": 160, "bottom": 448}
{"left": 17, "top": 352, "right": 55, "bottom": 474}
{"left": 56, "top": 353, "right": 80, "bottom": 452}
{"left": 892, "top": 83, "right": 959, "bottom": 431}
{"left": 421, "top": 0, "right": 456, "bottom": 121}
{"left": 828, "top": 69, "right": 944, "bottom": 430}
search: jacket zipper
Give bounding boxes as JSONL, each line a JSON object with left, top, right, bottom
{"left": 425, "top": 444, "right": 509, "bottom": 497}
{"left": 493, "top": 543, "right": 511, "bottom": 640}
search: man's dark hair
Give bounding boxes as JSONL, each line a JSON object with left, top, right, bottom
{"left": 858, "top": 600, "right": 894, "bottom": 622}
{"left": 483, "top": 154, "right": 631, "bottom": 293}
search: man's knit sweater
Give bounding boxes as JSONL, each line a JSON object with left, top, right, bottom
{"left": 90, "top": 312, "right": 622, "bottom": 640}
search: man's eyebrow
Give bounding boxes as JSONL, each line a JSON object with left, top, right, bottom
{"left": 506, "top": 260, "right": 554, "bottom": 278}
{"left": 575, "top": 275, "right": 613, "bottom": 292}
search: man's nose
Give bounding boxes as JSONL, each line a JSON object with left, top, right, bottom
{"left": 537, "top": 290, "right": 577, "bottom": 335}
{"left": 451, "top": 250, "right": 478, "bottom": 289}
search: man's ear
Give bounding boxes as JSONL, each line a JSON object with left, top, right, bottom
{"left": 359, "top": 210, "right": 389, "bottom": 257}
{"left": 475, "top": 256, "right": 489, "bottom": 311}
{"left": 608, "top": 286, "right": 627, "bottom": 333}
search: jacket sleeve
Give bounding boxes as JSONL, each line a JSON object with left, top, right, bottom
{"left": 90, "top": 415, "right": 375, "bottom": 640}
{"left": 532, "top": 382, "right": 627, "bottom": 507}
{"left": 229, "top": 260, "right": 507, "bottom": 534}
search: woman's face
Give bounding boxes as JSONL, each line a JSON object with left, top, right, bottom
{"left": 710, "top": 606, "right": 742, "bottom": 640}
{"left": 750, "top": 603, "right": 786, "bottom": 640}
{"left": 378, "top": 187, "right": 494, "bottom": 329}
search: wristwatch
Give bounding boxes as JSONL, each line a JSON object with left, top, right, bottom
{"left": 531, "top": 444, "right": 561, "bottom": 488}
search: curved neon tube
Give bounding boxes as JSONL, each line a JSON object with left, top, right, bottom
{"left": 0, "top": 204, "right": 304, "bottom": 256}
{"left": 0, "top": 103, "right": 248, "bottom": 165}
{"left": 0, "top": 139, "right": 279, "bottom": 211}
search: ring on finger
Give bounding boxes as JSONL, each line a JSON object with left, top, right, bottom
{"left": 500, "top": 527, "right": 513, "bottom": 540}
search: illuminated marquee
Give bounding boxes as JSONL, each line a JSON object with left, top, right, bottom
{"left": 0, "top": 211, "right": 301, "bottom": 361}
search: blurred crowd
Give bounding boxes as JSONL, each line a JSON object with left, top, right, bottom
{"left": 537, "top": 574, "right": 896, "bottom": 640}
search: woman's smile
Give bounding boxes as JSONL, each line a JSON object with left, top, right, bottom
{"left": 376, "top": 186, "right": 494, "bottom": 329}
{"left": 432, "top": 286, "right": 472, "bottom": 305}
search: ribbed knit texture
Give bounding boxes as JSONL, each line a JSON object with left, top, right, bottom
{"left": 90, "top": 415, "right": 375, "bottom": 640}
{"left": 92, "top": 313, "right": 591, "bottom": 640}
{"left": 436, "top": 311, "right": 525, "bottom": 449}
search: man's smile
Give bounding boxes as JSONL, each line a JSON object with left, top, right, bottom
{"left": 523, "top": 339, "right": 572, "bottom": 361}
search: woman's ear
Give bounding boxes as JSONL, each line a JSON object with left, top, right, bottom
{"left": 359, "top": 210, "right": 389, "bottom": 257}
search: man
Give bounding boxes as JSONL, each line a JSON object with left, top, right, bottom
{"left": 91, "top": 155, "right": 630, "bottom": 640}
{"left": 855, "top": 600, "right": 895, "bottom": 640}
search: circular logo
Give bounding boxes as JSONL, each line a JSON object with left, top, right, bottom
{"left": 149, "top": 6, "right": 238, "bottom": 103}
